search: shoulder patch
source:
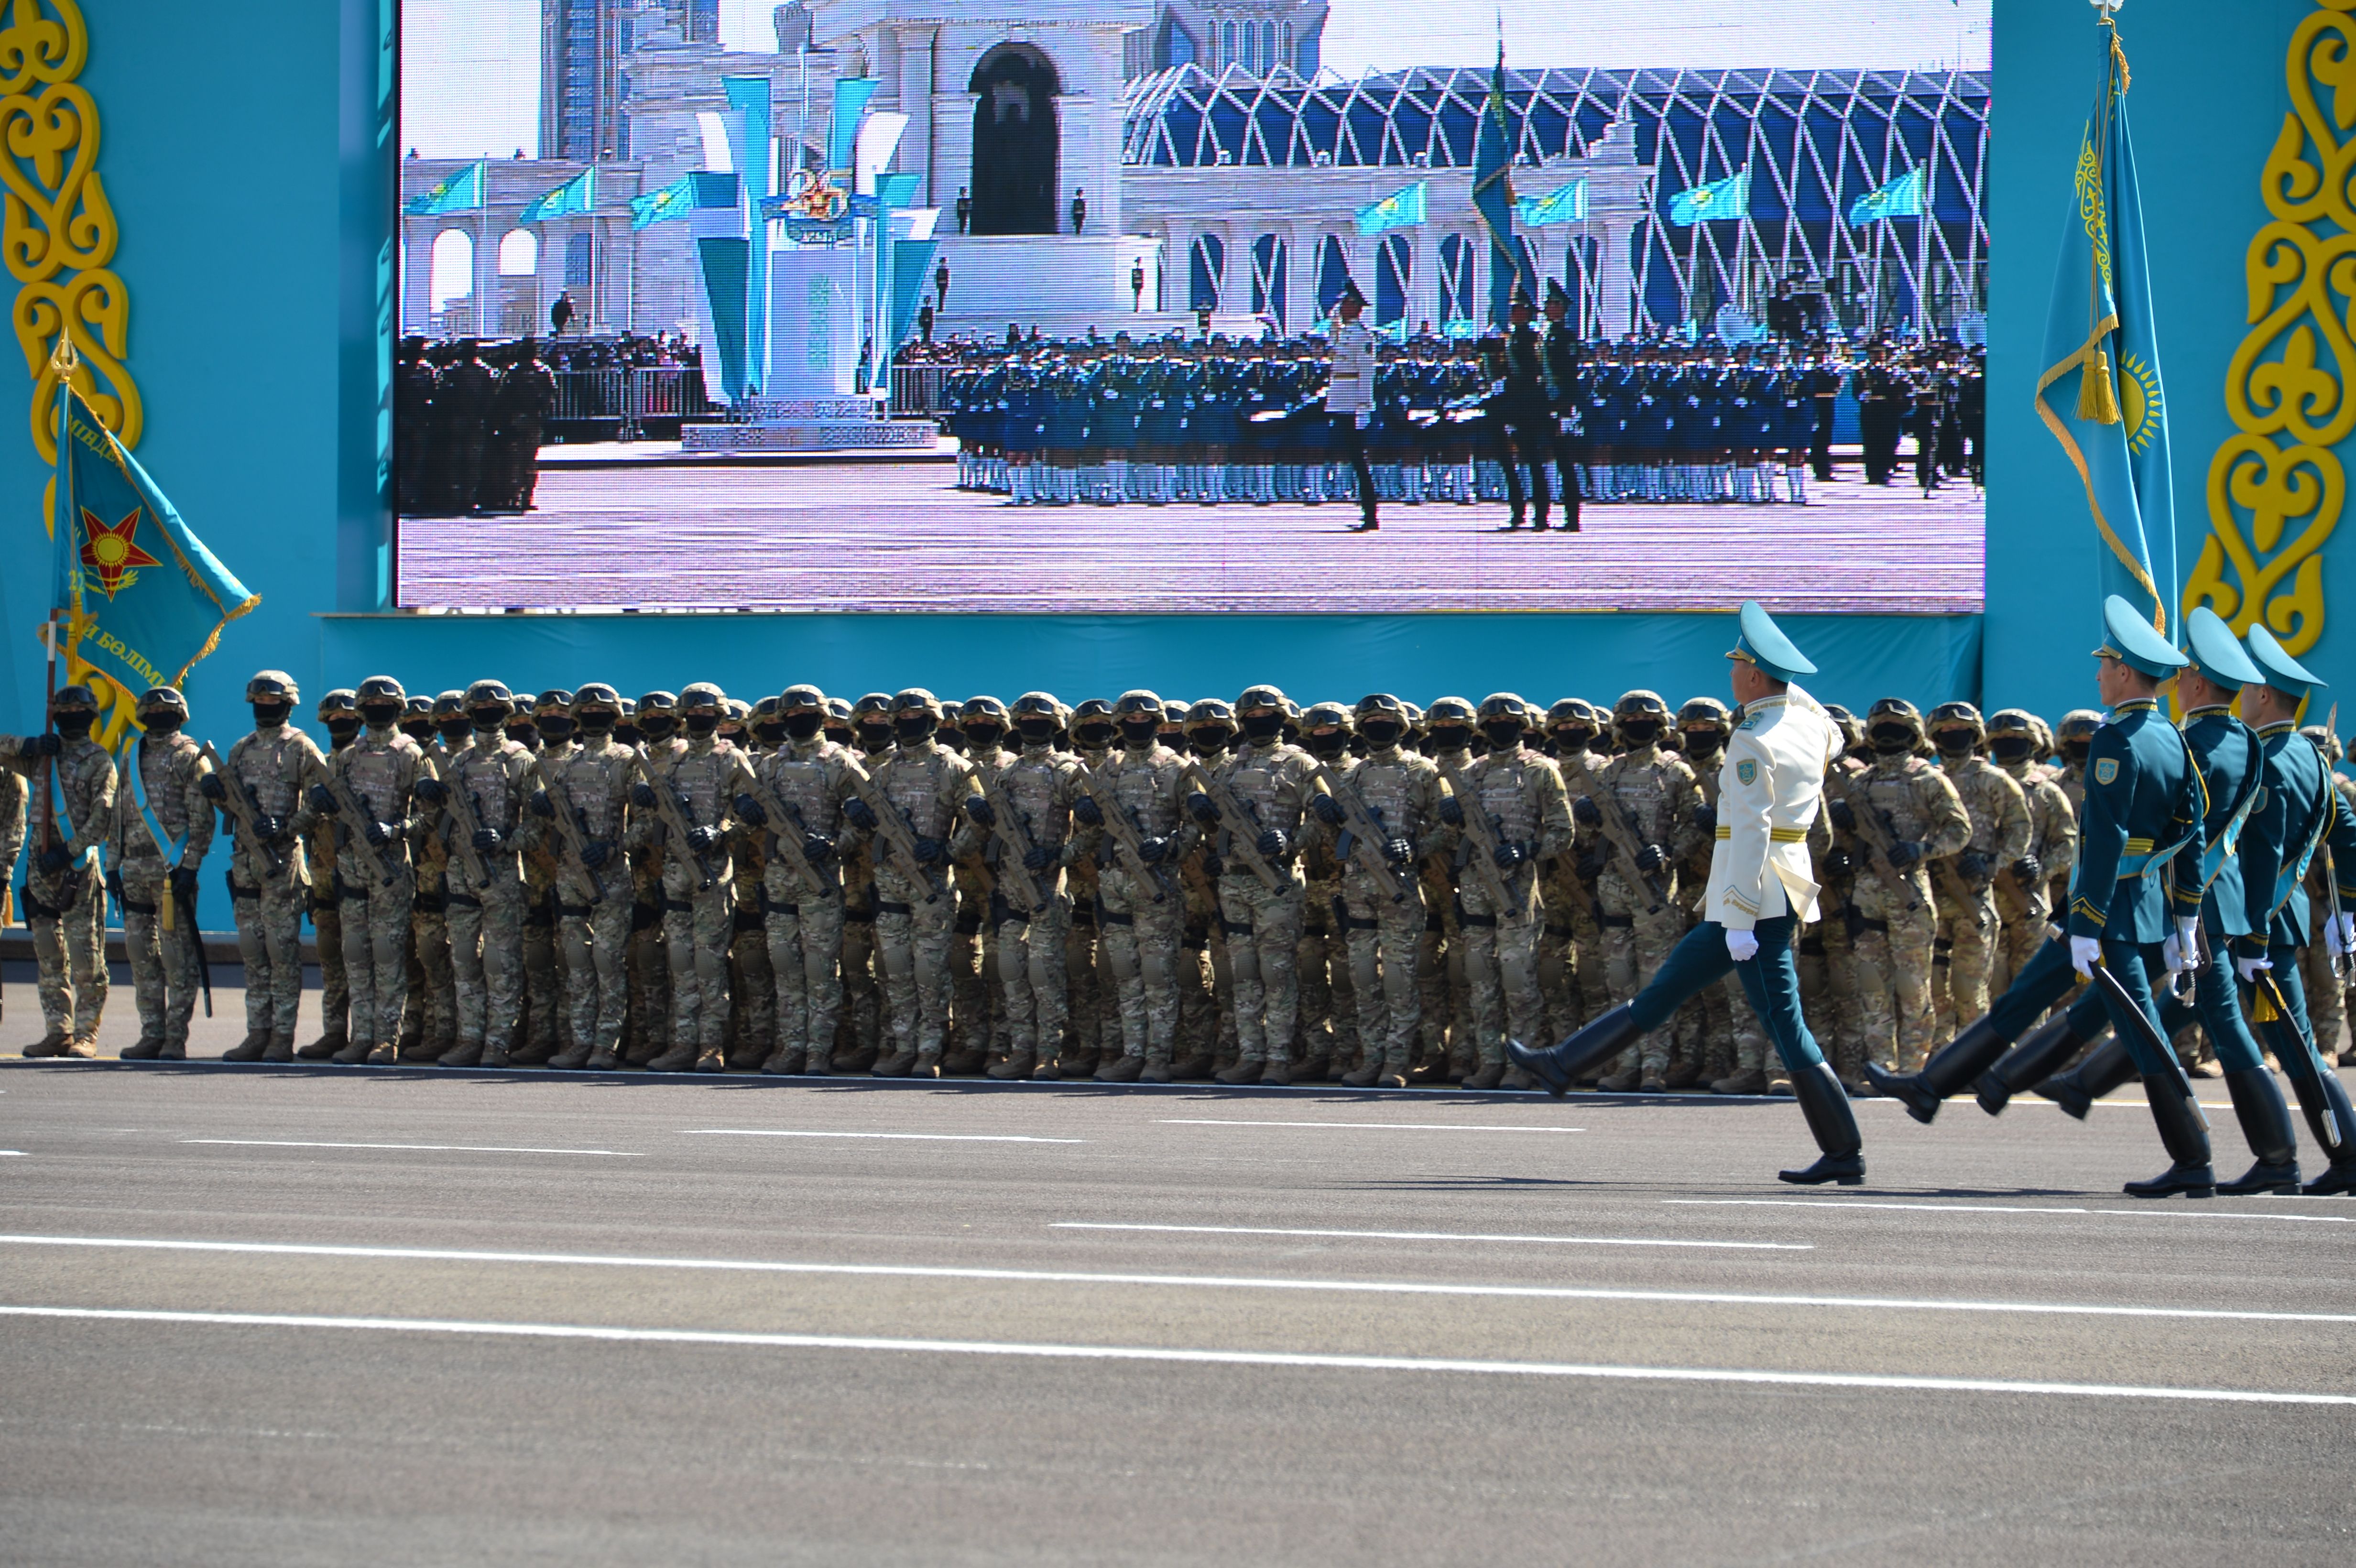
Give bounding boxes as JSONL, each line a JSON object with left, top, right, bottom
{"left": 1735, "top": 758, "right": 1758, "bottom": 786}
{"left": 1735, "top": 715, "right": 1760, "bottom": 731}
{"left": 2093, "top": 757, "right": 2119, "bottom": 786}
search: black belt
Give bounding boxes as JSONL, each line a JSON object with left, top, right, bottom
{"left": 20, "top": 887, "right": 60, "bottom": 920}
{"left": 229, "top": 882, "right": 261, "bottom": 902}
{"left": 1599, "top": 913, "right": 1634, "bottom": 929}
{"left": 1856, "top": 916, "right": 1889, "bottom": 934}
{"left": 1219, "top": 917, "right": 1254, "bottom": 937}
{"left": 844, "top": 903, "right": 875, "bottom": 925}
{"left": 1458, "top": 911, "right": 1497, "bottom": 929}
{"left": 953, "top": 906, "right": 983, "bottom": 936}
{"left": 1340, "top": 915, "right": 1379, "bottom": 932}
{"left": 662, "top": 898, "right": 693, "bottom": 914}
{"left": 1424, "top": 909, "right": 1445, "bottom": 933}
{"left": 1543, "top": 923, "right": 1573, "bottom": 938}
{"left": 120, "top": 895, "right": 158, "bottom": 915}
{"left": 556, "top": 902, "right": 593, "bottom": 918}
{"left": 1098, "top": 909, "right": 1134, "bottom": 927}
{"left": 732, "top": 906, "right": 765, "bottom": 934}
{"left": 1069, "top": 906, "right": 1094, "bottom": 928}
{"left": 447, "top": 892, "right": 482, "bottom": 910}
{"left": 875, "top": 900, "right": 913, "bottom": 916}
{"left": 524, "top": 899, "right": 554, "bottom": 928}
{"left": 413, "top": 890, "right": 447, "bottom": 914}
{"left": 1799, "top": 936, "right": 1827, "bottom": 957}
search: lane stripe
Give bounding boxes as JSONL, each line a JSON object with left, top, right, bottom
{"left": 1157, "top": 1120, "right": 1582, "bottom": 1133}
{"left": 1, "top": 1306, "right": 2338, "bottom": 1406}
{"left": 2, "top": 1234, "right": 2348, "bottom": 1324}
{"left": 1668, "top": 1199, "right": 2356, "bottom": 1225}
{"left": 181, "top": 1140, "right": 640, "bottom": 1157}
{"left": 1050, "top": 1221, "right": 1802, "bottom": 1251}
{"left": 681, "top": 1130, "right": 1087, "bottom": 1144}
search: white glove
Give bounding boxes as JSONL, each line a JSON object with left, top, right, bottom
{"left": 1353, "top": 410, "right": 1371, "bottom": 430}
{"left": 2175, "top": 917, "right": 2202, "bottom": 971}
{"left": 2160, "top": 932, "right": 2182, "bottom": 975}
{"left": 2333, "top": 912, "right": 2356, "bottom": 956}
{"left": 2069, "top": 936, "right": 2102, "bottom": 978}
{"left": 1725, "top": 927, "right": 1760, "bottom": 963}
{"left": 2237, "top": 953, "right": 2274, "bottom": 984}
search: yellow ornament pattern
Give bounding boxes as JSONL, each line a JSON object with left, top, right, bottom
{"left": 2184, "top": 0, "right": 2356, "bottom": 656}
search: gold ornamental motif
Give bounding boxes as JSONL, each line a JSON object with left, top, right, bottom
{"left": 2185, "top": 0, "right": 2356, "bottom": 654}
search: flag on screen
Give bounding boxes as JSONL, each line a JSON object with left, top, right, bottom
{"left": 631, "top": 176, "right": 695, "bottom": 229}
{"left": 1847, "top": 167, "right": 1925, "bottom": 227}
{"left": 1515, "top": 179, "right": 1587, "bottom": 227}
{"left": 1355, "top": 181, "right": 1428, "bottom": 238}
{"left": 1471, "top": 45, "right": 1530, "bottom": 325}
{"left": 520, "top": 167, "right": 597, "bottom": 224}
{"left": 52, "top": 376, "right": 256, "bottom": 696}
{"left": 404, "top": 161, "right": 484, "bottom": 217}
{"left": 1668, "top": 168, "right": 1748, "bottom": 227}
{"left": 2037, "top": 22, "right": 2174, "bottom": 632}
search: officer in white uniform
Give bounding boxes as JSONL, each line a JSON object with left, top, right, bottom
{"left": 1325, "top": 279, "right": 1381, "bottom": 534}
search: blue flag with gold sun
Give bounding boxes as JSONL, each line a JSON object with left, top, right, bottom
{"left": 2035, "top": 19, "right": 2174, "bottom": 636}
{"left": 49, "top": 377, "right": 257, "bottom": 702}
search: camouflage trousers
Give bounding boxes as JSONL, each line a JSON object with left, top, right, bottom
{"left": 555, "top": 876, "right": 633, "bottom": 1057}
{"left": 949, "top": 894, "right": 991, "bottom": 1059}
{"left": 1180, "top": 932, "right": 1223, "bottom": 1065}
{"left": 766, "top": 892, "right": 847, "bottom": 1063}
{"left": 2300, "top": 935, "right": 2346, "bottom": 1063}
{"left": 1538, "top": 907, "right": 1610, "bottom": 1051}
{"left": 1341, "top": 871, "right": 1426, "bottom": 1070}
{"left": 120, "top": 861, "right": 200, "bottom": 1050}
{"left": 841, "top": 901, "right": 882, "bottom": 1059}
{"left": 1599, "top": 882, "right": 1688, "bottom": 1077}
{"left": 1800, "top": 915, "right": 1866, "bottom": 1084}
{"left": 448, "top": 875, "right": 526, "bottom": 1050}
{"left": 1295, "top": 893, "right": 1360, "bottom": 1067}
{"left": 406, "top": 898, "right": 455, "bottom": 1049}
{"left": 1933, "top": 883, "right": 2000, "bottom": 1044}
{"left": 1063, "top": 907, "right": 1106, "bottom": 1064}
{"left": 342, "top": 877, "right": 416, "bottom": 1050}
{"left": 521, "top": 898, "right": 560, "bottom": 1056}
{"left": 1459, "top": 874, "right": 1546, "bottom": 1069}
{"left": 24, "top": 870, "right": 105, "bottom": 1039}
{"left": 1852, "top": 902, "right": 1938, "bottom": 1071}
{"left": 991, "top": 893, "right": 1071, "bottom": 1063}
{"left": 627, "top": 902, "right": 671, "bottom": 1058}
{"left": 233, "top": 859, "right": 308, "bottom": 1040}
{"left": 728, "top": 906, "right": 773, "bottom": 1063}
{"left": 662, "top": 882, "right": 735, "bottom": 1056}
{"left": 311, "top": 893, "right": 347, "bottom": 1040}
{"left": 1994, "top": 904, "right": 2051, "bottom": 999}
{"left": 1218, "top": 872, "right": 1306, "bottom": 1064}
{"left": 1100, "top": 863, "right": 1185, "bottom": 1063}
{"left": 1420, "top": 893, "right": 1456, "bottom": 1069}
{"left": 874, "top": 868, "right": 956, "bottom": 1058}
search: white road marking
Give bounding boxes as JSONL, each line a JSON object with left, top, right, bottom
{"left": 181, "top": 1139, "right": 641, "bottom": 1157}
{"left": 682, "top": 1130, "right": 1088, "bottom": 1144}
{"left": 4, "top": 1305, "right": 2347, "bottom": 1406}
{"left": 0, "top": 1151, "right": 23, "bottom": 1157}
{"left": 4, "top": 1234, "right": 2350, "bottom": 1325}
{"left": 1668, "top": 1198, "right": 2356, "bottom": 1224}
{"left": 1051, "top": 1221, "right": 1804, "bottom": 1251}
{"left": 1158, "top": 1119, "right": 1583, "bottom": 1133}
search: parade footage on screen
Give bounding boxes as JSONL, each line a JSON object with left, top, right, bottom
{"left": 395, "top": 1, "right": 1990, "bottom": 616}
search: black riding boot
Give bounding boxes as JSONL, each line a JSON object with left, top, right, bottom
{"left": 2034, "top": 1035, "right": 2137, "bottom": 1120}
{"left": 2286, "top": 1063, "right": 2356, "bottom": 1195}
{"left": 2123, "top": 1071, "right": 2215, "bottom": 1198}
{"left": 1975, "top": 1015, "right": 2092, "bottom": 1116}
{"left": 2215, "top": 1066, "right": 2302, "bottom": 1195}
{"left": 1864, "top": 1015, "right": 2014, "bottom": 1124}
{"left": 1778, "top": 1060, "right": 1865, "bottom": 1186}
{"left": 1507, "top": 1005, "right": 1642, "bottom": 1099}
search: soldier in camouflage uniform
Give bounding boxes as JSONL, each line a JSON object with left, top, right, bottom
{"left": 1184, "top": 685, "right": 1321, "bottom": 1085}
{"left": 1072, "top": 691, "right": 1195, "bottom": 1081}
{"left": 4, "top": 685, "right": 117, "bottom": 1056}
{"left": 1573, "top": 691, "right": 1702, "bottom": 1091}
{"left": 835, "top": 692, "right": 897, "bottom": 1070}
{"left": 1925, "top": 702, "right": 2032, "bottom": 1043}
{"left": 1172, "top": 700, "right": 1234, "bottom": 1078}
{"left": 739, "top": 685, "right": 867, "bottom": 1074}
{"left": 209, "top": 674, "right": 324, "bottom": 1061}
{"left": 418, "top": 679, "right": 536, "bottom": 1067}
{"left": 1415, "top": 698, "right": 1479, "bottom": 1080}
{"left": 297, "top": 690, "right": 361, "bottom": 1058}
{"left": 1677, "top": 696, "right": 1771, "bottom": 1091}
{"left": 956, "top": 690, "right": 1092, "bottom": 1079}
{"left": 1060, "top": 698, "right": 1118, "bottom": 1076}
{"left": 395, "top": 692, "right": 463, "bottom": 1061}
{"left": 1827, "top": 698, "right": 1971, "bottom": 1071}
{"left": 2299, "top": 725, "right": 2354, "bottom": 1064}
{"left": 722, "top": 698, "right": 776, "bottom": 1072}
{"left": 308, "top": 675, "right": 431, "bottom": 1066}
{"left": 2048, "top": 709, "right": 2102, "bottom": 919}
{"left": 1294, "top": 703, "right": 1361, "bottom": 1078}
{"left": 945, "top": 697, "right": 1011, "bottom": 1073}
{"left": 632, "top": 682, "right": 754, "bottom": 1072}
{"left": 1803, "top": 703, "right": 1874, "bottom": 1090}
{"left": 532, "top": 685, "right": 636, "bottom": 1070}
{"left": 109, "top": 687, "right": 215, "bottom": 1061}
{"left": 1987, "top": 708, "right": 2076, "bottom": 995}
{"left": 1538, "top": 700, "right": 1612, "bottom": 1052}
{"left": 1313, "top": 693, "right": 1453, "bottom": 1088}
{"left": 843, "top": 688, "right": 975, "bottom": 1076}
{"left": 1448, "top": 695, "right": 1574, "bottom": 1088}
{"left": 0, "top": 741, "right": 22, "bottom": 1013}
{"left": 506, "top": 689, "right": 568, "bottom": 1064}
{"left": 622, "top": 694, "right": 674, "bottom": 1066}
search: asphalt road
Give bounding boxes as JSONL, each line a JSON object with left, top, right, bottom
{"left": 2, "top": 992, "right": 2352, "bottom": 1565}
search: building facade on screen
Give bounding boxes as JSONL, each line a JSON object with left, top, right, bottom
{"left": 404, "top": 1, "right": 1987, "bottom": 349}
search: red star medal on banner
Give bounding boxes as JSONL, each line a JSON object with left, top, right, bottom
{"left": 79, "top": 505, "right": 160, "bottom": 599}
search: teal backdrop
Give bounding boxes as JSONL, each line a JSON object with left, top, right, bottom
{"left": 12, "top": 1, "right": 2332, "bottom": 744}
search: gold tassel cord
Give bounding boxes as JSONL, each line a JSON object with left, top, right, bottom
{"left": 2078, "top": 346, "right": 2122, "bottom": 425}
{"left": 2249, "top": 971, "right": 2281, "bottom": 1023}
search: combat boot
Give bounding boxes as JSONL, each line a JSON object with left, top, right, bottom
{"left": 871, "top": 1048, "right": 917, "bottom": 1078}
{"left": 647, "top": 1043, "right": 698, "bottom": 1072}
{"left": 508, "top": 1039, "right": 557, "bottom": 1067}
{"left": 1094, "top": 1053, "right": 1144, "bottom": 1083}
{"left": 21, "top": 1029, "right": 69, "bottom": 1058}
{"left": 803, "top": 1049, "right": 833, "bottom": 1076}
{"left": 1710, "top": 1067, "right": 1769, "bottom": 1096}
{"left": 1661, "top": 1059, "right": 1708, "bottom": 1091}
{"left": 296, "top": 1029, "right": 346, "bottom": 1061}
{"left": 263, "top": 1032, "right": 296, "bottom": 1064}
{"left": 624, "top": 1035, "right": 666, "bottom": 1067}
{"left": 1261, "top": 1060, "right": 1292, "bottom": 1087}
{"left": 399, "top": 1036, "right": 446, "bottom": 1064}
{"left": 157, "top": 1039, "right": 187, "bottom": 1061}
{"left": 437, "top": 1040, "right": 484, "bottom": 1068}
{"left": 584, "top": 1047, "right": 622, "bottom": 1071}
{"left": 941, "top": 1049, "right": 988, "bottom": 1076}
{"left": 834, "top": 1043, "right": 879, "bottom": 1074}
{"left": 1637, "top": 1074, "right": 1669, "bottom": 1093}
{"left": 1030, "top": 1056, "right": 1060, "bottom": 1081}
{"left": 693, "top": 1048, "right": 727, "bottom": 1073}
{"left": 912, "top": 1051, "right": 943, "bottom": 1078}
{"left": 987, "top": 1052, "right": 1035, "bottom": 1080}
{"left": 726, "top": 1041, "right": 767, "bottom": 1072}
{"left": 1059, "top": 1048, "right": 1100, "bottom": 1079}
{"left": 331, "top": 1036, "right": 372, "bottom": 1065}
{"left": 1339, "top": 1059, "right": 1385, "bottom": 1088}
{"left": 1409, "top": 1057, "right": 1456, "bottom": 1085}
{"left": 219, "top": 1030, "right": 270, "bottom": 1062}
{"left": 364, "top": 1042, "right": 398, "bottom": 1066}
{"left": 1597, "top": 1067, "right": 1644, "bottom": 1092}
{"left": 1140, "top": 1056, "right": 1175, "bottom": 1084}
{"left": 1215, "top": 1059, "right": 1262, "bottom": 1086}
{"left": 1172, "top": 1053, "right": 1216, "bottom": 1081}
{"left": 1294, "top": 1054, "right": 1331, "bottom": 1083}
{"left": 1374, "top": 1059, "right": 1409, "bottom": 1089}
{"left": 65, "top": 1036, "right": 96, "bottom": 1058}
{"left": 545, "top": 1041, "right": 594, "bottom": 1070}
{"left": 1460, "top": 1062, "right": 1505, "bottom": 1091}
{"left": 120, "top": 1035, "right": 165, "bottom": 1061}
{"left": 479, "top": 1043, "right": 511, "bottom": 1069}
{"left": 761, "top": 1047, "right": 807, "bottom": 1076}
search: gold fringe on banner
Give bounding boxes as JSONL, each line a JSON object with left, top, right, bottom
{"left": 2077, "top": 347, "right": 2121, "bottom": 425}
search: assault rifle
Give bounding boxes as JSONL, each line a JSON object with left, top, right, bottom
{"left": 1836, "top": 780, "right": 1925, "bottom": 915}
{"left": 740, "top": 766, "right": 837, "bottom": 900}
{"left": 301, "top": 753, "right": 407, "bottom": 890}
{"left": 531, "top": 764, "right": 610, "bottom": 905}
{"left": 1178, "top": 758, "right": 1286, "bottom": 894}
{"left": 1555, "top": 751, "right": 1666, "bottom": 914}
{"left": 630, "top": 747, "right": 718, "bottom": 893}
{"left": 972, "top": 761, "right": 1052, "bottom": 915}
{"left": 843, "top": 766, "right": 940, "bottom": 904}
{"left": 1076, "top": 764, "right": 1171, "bottom": 903}
{"left": 198, "top": 740, "right": 287, "bottom": 884}
{"left": 1442, "top": 769, "right": 1519, "bottom": 915}
{"left": 1304, "top": 759, "right": 1406, "bottom": 904}
{"left": 434, "top": 752, "right": 495, "bottom": 892}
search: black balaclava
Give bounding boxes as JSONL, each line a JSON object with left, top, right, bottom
{"left": 1869, "top": 723, "right": 1916, "bottom": 756}
{"left": 1989, "top": 734, "right": 2034, "bottom": 764}
{"left": 1359, "top": 718, "right": 1403, "bottom": 749}
{"left": 251, "top": 701, "right": 292, "bottom": 729}
{"left": 1240, "top": 711, "right": 1284, "bottom": 741}
{"left": 1482, "top": 719, "right": 1522, "bottom": 751}
{"left": 783, "top": 711, "right": 823, "bottom": 741}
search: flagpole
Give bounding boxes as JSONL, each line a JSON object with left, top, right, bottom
{"left": 41, "top": 343, "right": 76, "bottom": 871}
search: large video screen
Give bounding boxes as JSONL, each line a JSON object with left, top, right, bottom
{"left": 396, "top": 1, "right": 1991, "bottom": 616}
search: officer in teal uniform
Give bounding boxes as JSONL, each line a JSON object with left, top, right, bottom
{"left": 1871, "top": 596, "right": 2212, "bottom": 1195}
{"left": 1510, "top": 603, "right": 1861, "bottom": 1186}
{"left": 2224, "top": 626, "right": 2356, "bottom": 1196}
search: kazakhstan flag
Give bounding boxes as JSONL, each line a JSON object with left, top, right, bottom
{"left": 520, "top": 167, "right": 597, "bottom": 224}
{"left": 51, "top": 377, "right": 255, "bottom": 697}
{"left": 1515, "top": 179, "right": 1587, "bottom": 228}
{"left": 1847, "top": 167, "right": 1924, "bottom": 227}
{"left": 1669, "top": 168, "right": 1748, "bottom": 227}
{"left": 631, "top": 176, "right": 695, "bottom": 229}
{"left": 2036, "top": 22, "right": 2173, "bottom": 633}
{"left": 404, "top": 161, "right": 484, "bottom": 217}
{"left": 1355, "top": 181, "right": 1428, "bottom": 238}
{"left": 1471, "top": 45, "right": 1530, "bottom": 326}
